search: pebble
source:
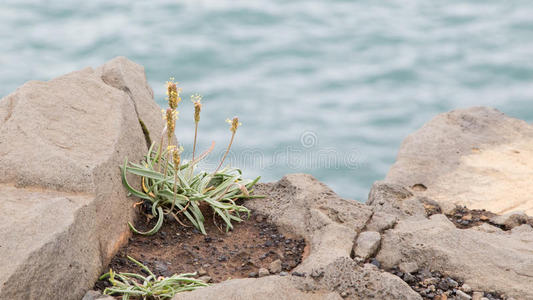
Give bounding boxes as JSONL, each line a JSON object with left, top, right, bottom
{"left": 402, "top": 273, "right": 416, "bottom": 284}
{"left": 279, "top": 271, "right": 288, "bottom": 276}
{"left": 369, "top": 258, "right": 381, "bottom": 268}
{"left": 471, "top": 292, "right": 483, "bottom": 300}
{"left": 248, "top": 272, "right": 257, "bottom": 278}
{"left": 399, "top": 261, "right": 418, "bottom": 274}
{"left": 269, "top": 259, "right": 282, "bottom": 274}
{"left": 256, "top": 215, "right": 264, "bottom": 222}
{"left": 462, "top": 214, "right": 472, "bottom": 221}
{"left": 422, "top": 277, "right": 438, "bottom": 286}
{"left": 446, "top": 278, "right": 459, "bottom": 288}
{"left": 197, "top": 268, "right": 207, "bottom": 276}
{"left": 437, "top": 280, "right": 449, "bottom": 290}
{"left": 353, "top": 231, "right": 381, "bottom": 260}
{"left": 258, "top": 268, "right": 270, "bottom": 277}
{"left": 456, "top": 290, "right": 472, "bottom": 300}
{"left": 198, "top": 276, "right": 212, "bottom": 283}
{"left": 461, "top": 283, "right": 472, "bottom": 293}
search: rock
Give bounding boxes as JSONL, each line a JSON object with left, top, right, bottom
{"left": 269, "top": 259, "right": 282, "bottom": 274}
{"left": 311, "top": 258, "right": 422, "bottom": 300}
{"left": 367, "top": 181, "right": 426, "bottom": 219}
{"left": 97, "top": 56, "right": 165, "bottom": 148}
{"left": 461, "top": 283, "right": 472, "bottom": 293}
{"left": 258, "top": 268, "right": 270, "bottom": 277}
{"left": 456, "top": 290, "right": 472, "bottom": 300}
{"left": 490, "top": 211, "right": 529, "bottom": 229}
{"left": 353, "top": 231, "right": 381, "bottom": 260}
{"left": 154, "top": 261, "right": 169, "bottom": 276}
{"left": 198, "top": 276, "right": 212, "bottom": 283}
{"left": 249, "top": 174, "right": 372, "bottom": 271}
{"left": 369, "top": 258, "right": 381, "bottom": 268}
{"left": 197, "top": 268, "right": 207, "bottom": 276}
{"left": 172, "top": 276, "right": 343, "bottom": 300}
{"left": 0, "top": 57, "right": 162, "bottom": 299}
{"left": 398, "top": 261, "right": 418, "bottom": 274}
{"left": 472, "top": 292, "right": 483, "bottom": 300}
{"left": 385, "top": 106, "right": 533, "bottom": 215}
{"left": 377, "top": 214, "right": 533, "bottom": 299}
{"left": 365, "top": 211, "right": 398, "bottom": 232}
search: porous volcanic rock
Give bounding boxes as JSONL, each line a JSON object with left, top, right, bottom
{"left": 0, "top": 57, "right": 162, "bottom": 300}
{"left": 377, "top": 214, "right": 533, "bottom": 299}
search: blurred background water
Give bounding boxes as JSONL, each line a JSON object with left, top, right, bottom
{"left": 2, "top": 0, "right": 533, "bottom": 201}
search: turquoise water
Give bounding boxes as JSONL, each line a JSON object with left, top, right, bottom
{"left": 2, "top": 1, "right": 533, "bottom": 201}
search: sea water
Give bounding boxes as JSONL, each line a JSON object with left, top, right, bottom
{"left": 2, "top": 0, "right": 533, "bottom": 201}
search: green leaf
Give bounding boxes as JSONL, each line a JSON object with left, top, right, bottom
{"left": 128, "top": 206, "right": 164, "bottom": 236}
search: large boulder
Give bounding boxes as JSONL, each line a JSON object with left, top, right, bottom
{"left": 377, "top": 214, "right": 533, "bottom": 299}
{"left": 385, "top": 107, "right": 533, "bottom": 215}
{"left": 0, "top": 57, "right": 162, "bottom": 299}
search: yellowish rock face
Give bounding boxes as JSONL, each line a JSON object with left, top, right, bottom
{"left": 426, "top": 141, "right": 533, "bottom": 215}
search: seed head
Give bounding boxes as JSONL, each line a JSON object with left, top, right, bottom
{"left": 191, "top": 94, "right": 202, "bottom": 123}
{"left": 226, "top": 117, "right": 241, "bottom": 133}
{"left": 166, "top": 79, "right": 181, "bottom": 110}
{"left": 165, "top": 108, "right": 177, "bottom": 140}
{"left": 172, "top": 148, "right": 181, "bottom": 168}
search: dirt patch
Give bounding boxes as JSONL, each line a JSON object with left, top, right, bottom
{"left": 95, "top": 206, "right": 305, "bottom": 292}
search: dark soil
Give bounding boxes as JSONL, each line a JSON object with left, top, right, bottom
{"left": 444, "top": 206, "right": 499, "bottom": 229}
{"left": 95, "top": 207, "right": 305, "bottom": 292}
{"left": 390, "top": 267, "right": 504, "bottom": 300}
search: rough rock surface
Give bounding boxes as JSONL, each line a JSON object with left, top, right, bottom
{"left": 0, "top": 57, "right": 162, "bottom": 300}
{"left": 173, "top": 276, "right": 343, "bottom": 300}
{"left": 367, "top": 181, "right": 427, "bottom": 219}
{"left": 353, "top": 231, "right": 381, "bottom": 260}
{"left": 377, "top": 214, "right": 533, "bottom": 299}
{"left": 174, "top": 175, "right": 421, "bottom": 299}
{"left": 385, "top": 106, "right": 533, "bottom": 215}
{"left": 249, "top": 174, "right": 373, "bottom": 271}
{"left": 365, "top": 211, "right": 398, "bottom": 233}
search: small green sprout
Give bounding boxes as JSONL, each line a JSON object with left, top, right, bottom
{"left": 99, "top": 256, "right": 208, "bottom": 299}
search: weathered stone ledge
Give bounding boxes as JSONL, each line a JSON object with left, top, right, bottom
{"left": 1, "top": 58, "right": 532, "bottom": 300}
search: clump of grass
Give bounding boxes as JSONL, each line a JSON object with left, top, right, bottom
{"left": 99, "top": 256, "right": 208, "bottom": 299}
{"left": 121, "top": 79, "right": 262, "bottom": 235}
